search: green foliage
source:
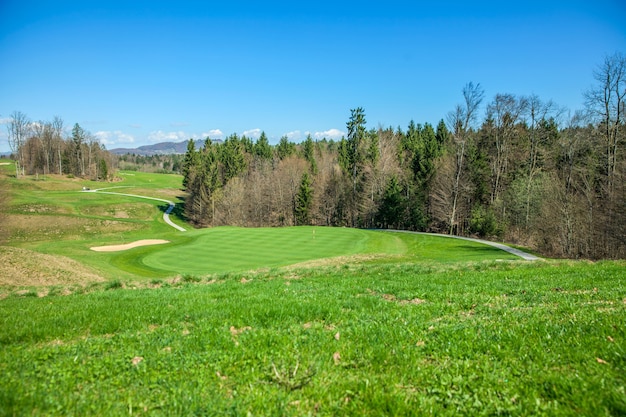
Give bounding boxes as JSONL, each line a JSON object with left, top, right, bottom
{"left": 302, "top": 135, "right": 318, "bottom": 174}
{"left": 181, "top": 274, "right": 201, "bottom": 283}
{"left": 469, "top": 205, "right": 503, "bottom": 238}
{"left": 294, "top": 173, "right": 314, "bottom": 225}
{"left": 181, "top": 139, "right": 198, "bottom": 190}
{"left": 377, "top": 175, "right": 403, "bottom": 228}
{"left": 105, "top": 279, "right": 123, "bottom": 290}
{"left": 276, "top": 136, "right": 296, "bottom": 160}
{"left": 344, "top": 107, "right": 367, "bottom": 178}
{"left": 254, "top": 131, "right": 273, "bottom": 160}
{"left": 220, "top": 134, "right": 247, "bottom": 181}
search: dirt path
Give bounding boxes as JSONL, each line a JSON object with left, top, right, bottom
{"left": 82, "top": 187, "right": 186, "bottom": 232}
{"left": 380, "top": 230, "right": 541, "bottom": 260}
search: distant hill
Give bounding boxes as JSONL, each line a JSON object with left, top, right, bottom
{"left": 110, "top": 139, "right": 222, "bottom": 156}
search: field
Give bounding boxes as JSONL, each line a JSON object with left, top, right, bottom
{"left": 0, "top": 160, "right": 624, "bottom": 415}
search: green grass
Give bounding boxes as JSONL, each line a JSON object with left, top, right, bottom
{"left": 0, "top": 260, "right": 624, "bottom": 415}
{"left": 141, "top": 226, "right": 513, "bottom": 275}
{"left": 2, "top": 164, "right": 624, "bottom": 415}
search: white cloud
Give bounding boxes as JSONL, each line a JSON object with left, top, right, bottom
{"left": 95, "top": 130, "right": 135, "bottom": 147}
{"left": 147, "top": 130, "right": 191, "bottom": 143}
{"left": 0, "top": 117, "right": 11, "bottom": 125}
{"left": 202, "top": 129, "right": 224, "bottom": 139}
{"left": 242, "top": 128, "right": 261, "bottom": 139}
{"left": 284, "top": 130, "right": 302, "bottom": 141}
{"left": 313, "top": 128, "right": 345, "bottom": 140}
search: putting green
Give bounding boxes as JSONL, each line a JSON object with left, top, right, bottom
{"left": 142, "top": 226, "right": 406, "bottom": 275}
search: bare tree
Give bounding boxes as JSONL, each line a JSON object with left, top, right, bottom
{"left": 444, "top": 82, "right": 484, "bottom": 235}
{"left": 485, "top": 93, "right": 528, "bottom": 205}
{"left": 6, "top": 111, "right": 31, "bottom": 178}
{"left": 52, "top": 116, "right": 65, "bottom": 175}
{"left": 584, "top": 52, "right": 626, "bottom": 193}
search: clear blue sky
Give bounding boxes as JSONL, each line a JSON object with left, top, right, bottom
{"left": 1, "top": 1, "right": 624, "bottom": 152}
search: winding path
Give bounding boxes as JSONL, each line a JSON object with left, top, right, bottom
{"left": 380, "top": 230, "right": 540, "bottom": 260}
{"left": 82, "top": 186, "right": 186, "bottom": 232}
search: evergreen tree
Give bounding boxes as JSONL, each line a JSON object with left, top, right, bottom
{"left": 220, "top": 134, "right": 247, "bottom": 182}
{"left": 294, "top": 172, "right": 313, "bottom": 225}
{"left": 276, "top": 136, "right": 296, "bottom": 160}
{"left": 435, "top": 119, "right": 450, "bottom": 150}
{"left": 303, "top": 134, "right": 318, "bottom": 174}
{"left": 254, "top": 131, "right": 273, "bottom": 160}
{"left": 182, "top": 139, "right": 199, "bottom": 190}
{"left": 377, "top": 175, "right": 403, "bottom": 228}
{"left": 71, "top": 123, "right": 85, "bottom": 176}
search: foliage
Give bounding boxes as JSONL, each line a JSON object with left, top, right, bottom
{"left": 294, "top": 173, "right": 313, "bottom": 225}
{"left": 6, "top": 53, "right": 626, "bottom": 258}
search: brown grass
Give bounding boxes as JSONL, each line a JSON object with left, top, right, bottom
{"left": 1, "top": 214, "right": 141, "bottom": 241}
{"left": 0, "top": 246, "right": 105, "bottom": 286}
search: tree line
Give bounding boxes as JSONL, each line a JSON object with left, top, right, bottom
{"left": 5, "top": 113, "right": 114, "bottom": 181}
{"left": 182, "top": 53, "right": 625, "bottom": 259}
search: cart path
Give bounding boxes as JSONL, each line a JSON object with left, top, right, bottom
{"left": 82, "top": 187, "right": 186, "bottom": 232}
{"left": 380, "top": 230, "right": 540, "bottom": 260}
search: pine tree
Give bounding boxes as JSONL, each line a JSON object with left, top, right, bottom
{"left": 254, "top": 131, "right": 273, "bottom": 160}
{"left": 182, "top": 139, "right": 199, "bottom": 190}
{"left": 295, "top": 172, "right": 313, "bottom": 225}
{"left": 303, "top": 134, "right": 318, "bottom": 174}
{"left": 276, "top": 136, "right": 296, "bottom": 160}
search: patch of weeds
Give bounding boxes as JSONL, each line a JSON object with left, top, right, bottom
{"left": 14, "top": 289, "right": 38, "bottom": 297}
{"left": 105, "top": 279, "right": 123, "bottom": 290}
{"left": 150, "top": 278, "right": 163, "bottom": 286}
{"left": 267, "top": 359, "right": 317, "bottom": 391}
{"left": 182, "top": 274, "right": 201, "bottom": 283}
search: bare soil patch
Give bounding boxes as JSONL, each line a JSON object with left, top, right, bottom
{"left": 0, "top": 246, "right": 105, "bottom": 286}
{"left": 90, "top": 239, "right": 170, "bottom": 252}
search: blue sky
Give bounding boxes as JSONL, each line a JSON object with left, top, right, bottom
{"left": 1, "top": 1, "right": 624, "bottom": 152}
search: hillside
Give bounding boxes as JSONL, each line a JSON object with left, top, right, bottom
{"left": 110, "top": 138, "right": 222, "bottom": 156}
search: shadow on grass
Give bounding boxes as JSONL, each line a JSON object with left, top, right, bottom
{"left": 455, "top": 244, "right": 518, "bottom": 258}
{"left": 156, "top": 195, "right": 188, "bottom": 223}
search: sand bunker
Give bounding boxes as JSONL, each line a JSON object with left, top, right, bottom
{"left": 90, "top": 239, "right": 170, "bottom": 252}
{"left": 0, "top": 162, "right": 11, "bottom": 165}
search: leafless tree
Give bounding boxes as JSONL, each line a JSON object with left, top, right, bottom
{"left": 485, "top": 93, "right": 528, "bottom": 205}
{"left": 52, "top": 116, "right": 65, "bottom": 174}
{"left": 6, "top": 111, "right": 31, "bottom": 178}
{"left": 584, "top": 52, "right": 626, "bottom": 193}
{"left": 444, "top": 82, "right": 484, "bottom": 234}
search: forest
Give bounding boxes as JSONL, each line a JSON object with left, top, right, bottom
{"left": 5, "top": 115, "right": 114, "bottom": 181}
{"left": 6, "top": 53, "right": 625, "bottom": 259}
{"left": 181, "top": 53, "right": 625, "bottom": 260}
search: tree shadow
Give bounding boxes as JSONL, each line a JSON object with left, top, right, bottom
{"left": 156, "top": 195, "right": 188, "bottom": 223}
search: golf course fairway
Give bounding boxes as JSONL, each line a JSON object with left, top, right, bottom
{"left": 134, "top": 226, "right": 520, "bottom": 276}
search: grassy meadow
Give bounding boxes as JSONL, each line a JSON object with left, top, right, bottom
{"left": 0, "top": 160, "right": 624, "bottom": 415}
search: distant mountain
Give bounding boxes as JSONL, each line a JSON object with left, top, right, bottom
{"left": 110, "top": 139, "right": 221, "bottom": 156}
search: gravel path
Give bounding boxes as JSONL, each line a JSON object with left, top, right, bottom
{"left": 82, "top": 187, "right": 186, "bottom": 232}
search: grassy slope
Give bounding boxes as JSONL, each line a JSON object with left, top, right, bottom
{"left": 2, "top": 161, "right": 624, "bottom": 415}
{"left": 0, "top": 261, "right": 624, "bottom": 415}
{"left": 0, "top": 163, "right": 519, "bottom": 282}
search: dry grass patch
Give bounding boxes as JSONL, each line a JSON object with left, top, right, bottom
{"left": 1, "top": 214, "right": 142, "bottom": 240}
{"left": 0, "top": 246, "right": 105, "bottom": 286}
{"left": 283, "top": 254, "right": 396, "bottom": 270}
